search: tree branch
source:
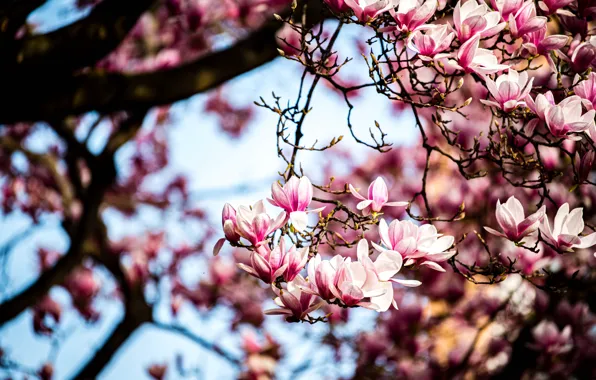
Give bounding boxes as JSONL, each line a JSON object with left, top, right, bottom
{"left": 152, "top": 322, "right": 241, "bottom": 366}
{"left": 0, "top": 0, "right": 325, "bottom": 124}
{"left": 2, "top": 0, "right": 155, "bottom": 71}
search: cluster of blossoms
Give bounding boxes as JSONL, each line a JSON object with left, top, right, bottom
{"left": 216, "top": 176, "right": 455, "bottom": 320}
{"left": 485, "top": 196, "right": 596, "bottom": 252}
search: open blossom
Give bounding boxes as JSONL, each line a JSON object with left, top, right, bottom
{"left": 525, "top": 91, "right": 555, "bottom": 124}
{"left": 305, "top": 240, "right": 416, "bottom": 312}
{"left": 453, "top": 0, "right": 505, "bottom": 42}
{"left": 343, "top": 0, "right": 397, "bottom": 22}
{"left": 543, "top": 96, "right": 596, "bottom": 140}
{"left": 388, "top": 0, "right": 436, "bottom": 33}
{"left": 484, "top": 196, "right": 545, "bottom": 242}
{"left": 508, "top": 1, "right": 546, "bottom": 39}
{"left": 490, "top": 0, "right": 524, "bottom": 20}
{"left": 568, "top": 36, "right": 596, "bottom": 73}
{"left": 375, "top": 219, "right": 456, "bottom": 272}
{"left": 574, "top": 72, "right": 596, "bottom": 111}
{"left": 537, "top": 0, "right": 574, "bottom": 15}
{"left": 520, "top": 26, "right": 568, "bottom": 61}
{"left": 480, "top": 69, "right": 533, "bottom": 112}
{"left": 238, "top": 245, "right": 288, "bottom": 284}
{"left": 264, "top": 275, "right": 323, "bottom": 321}
{"left": 528, "top": 321, "right": 573, "bottom": 355}
{"left": 268, "top": 176, "right": 324, "bottom": 231}
{"left": 407, "top": 24, "right": 455, "bottom": 61}
{"left": 237, "top": 240, "right": 307, "bottom": 283}
{"left": 236, "top": 200, "right": 286, "bottom": 246}
{"left": 349, "top": 177, "right": 407, "bottom": 215}
{"left": 450, "top": 34, "right": 509, "bottom": 76}
{"left": 540, "top": 203, "right": 596, "bottom": 252}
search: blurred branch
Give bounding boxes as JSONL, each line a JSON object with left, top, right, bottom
{"left": 0, "top": 113, "right": 146, "bottom": 327}
{"left": 152, "top": 322, "right": 242, "bottom": 366}
{"left": 2, "top": 0, "right": 156, "bottom": 72}
{"left": 0, "top": 0, "right": 325, "bottom": 124}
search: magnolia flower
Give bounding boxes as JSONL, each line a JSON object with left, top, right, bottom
{"left": 525, "top": 91, "right": 555, "bottom": 124}
{"left": 349, "top": 177, "right": 407, "bottom": 215}
{"left": 388, "top": 0, "right": 436, "bottom": 33}
{"left": 375, "top": 219, "right": 456, "bottom": 272}
{"left": 268, "top": 176, "right": 324, "bottom": 231}
{"left": 306, "top": 254, "right": 338, "bottom": 300}
{"left": 453, "top": 0, "right": 506, "bottom": 42}
{"left": 280, "top": 241, "right": 309, "bottom": 282}
{"left": 264, "top": 275, "right": 323, "bottom": 321}
{"left": 214, "top": 203, "right": 243, "bottom": 255}
{"left": 237, "top": 240, "right": 308, "bottom": 283}
{"left": 508, "top": 1, "right": 547, "bottom": 39}
{"left": 344, "top": 0, "right": 398, "bottom": 22}
{"left": 237, "top": 245, "right": 288, "bottom": 284}
{"left": 574, "top": 72, "right": 596, "bottom": 111}
{"left": 484, "top": 196, "right": 546, "bottom": 242}
{"left": 324, "top": 0, "right": 352, "bottom": 13}
{"left": 540, "top": 203, "right": 596, "bottom": 252}
{"left": 543, "top": 96, "right": 596, "bottom": 140}
{"left": 528, "top": 321, "right": 573, "bottom": 355}
{"left": 222, "top": 203, "right": 241, "bottom": 242}
{"left": 236, "top": 200, "right": 286, "bottom": 246}
{"left": 480, "top": 69, "right": 533, "bottom": 112}
{"left": 521, "top": 26, "right": 568, "bottom": 62}
{"left": 538, "top": 0, "right": 574, "bottom": 15}
{"left": 407, "top": 24, "right": 455, "bottom": 61}
{"left": 490, "top": 0, "right": 524, "bottom": 21}
{"left": 568, "top": 36, "right": 596, "bottom": 73}
{"left": 451, "top": 34, "right": 509, "bottom": 76}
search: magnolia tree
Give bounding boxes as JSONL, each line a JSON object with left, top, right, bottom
{"left": 1, "top": 0, "right": 596, "bottom": 379}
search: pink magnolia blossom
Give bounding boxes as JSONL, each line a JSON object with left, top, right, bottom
{"left": 525, "top": 91, "right": 555, "bottom": 129}
{"left": 543, "top": 96, "right": 596, "bottom": 140}
{"left": 388, "top": 0, "right": 436, "bottom": 33}
{"left": 574, "top": 72, "right": 596, "bottom": 111}
{"left": 236, "top": 200, "right": 286, "bottom": 246}
{"left": 324, "top": 0, "right": 352, "bottom": 13}
{"left": 539, "top": 203, "right": 596, "bottom": 251}
{"left": 237, "top": 245, "right": 288, "bottom": 284}
{"left": 264, "top": 275, "right": 323, "bottom": 321}
{"left": 450, "top": 34, "right": 509, "bottom": 76}
{"left": 305, "top": 254, "right": 338, "bottom": 300}
{"left": 538, "top": 0, "right": 574, "bottom": 15}
{"left": 407, "top": 24, "right": 455, "bottom": 61}
{"left": 268, "top": 176, "right": 324, "bottom": 231}
{"left": 343, "top": 0, "right": 398, "bottom": 23}
{"left": 304, "top": 240, "right": 417, "bottom": 312}
{"left": 508, "top": 1, "right": 547, "bottom": 39}
{"left": 484, "top": 196, "right": 546, "bottom": 242}
{"left": 374, "top": 219, "right": 456, "bottom": 272}
{"left": 349, "top": 177, "right": 408, "bottom": 215}
{"left": 528, "top": 321, "right": 573, "bottom": 355}
{"left": 480, "top": 69, "right": 533, "bottom": 112}
{"left": 490, "top": 0, "right": 524, "bottom": 21}
{"left": 568, "top": 36, "right": 596, "bottom": 73}
{"left": 222, "top": 203, "right": 241, "bottom": 242}
{"left": 520, "top": 26, "right": 568, "bottom": 62}
{"left": 279, "top": 240, "right": 309, "bottom": 282}
{"left": 453, "top": 0, "right": 506, "bottom": 42}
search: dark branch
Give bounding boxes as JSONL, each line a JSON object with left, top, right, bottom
{"left": 0, "top": 0, "right": 325, "bottom": 124}
{"left": 2, "top": 0, "right": 155, "bottom": 72}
